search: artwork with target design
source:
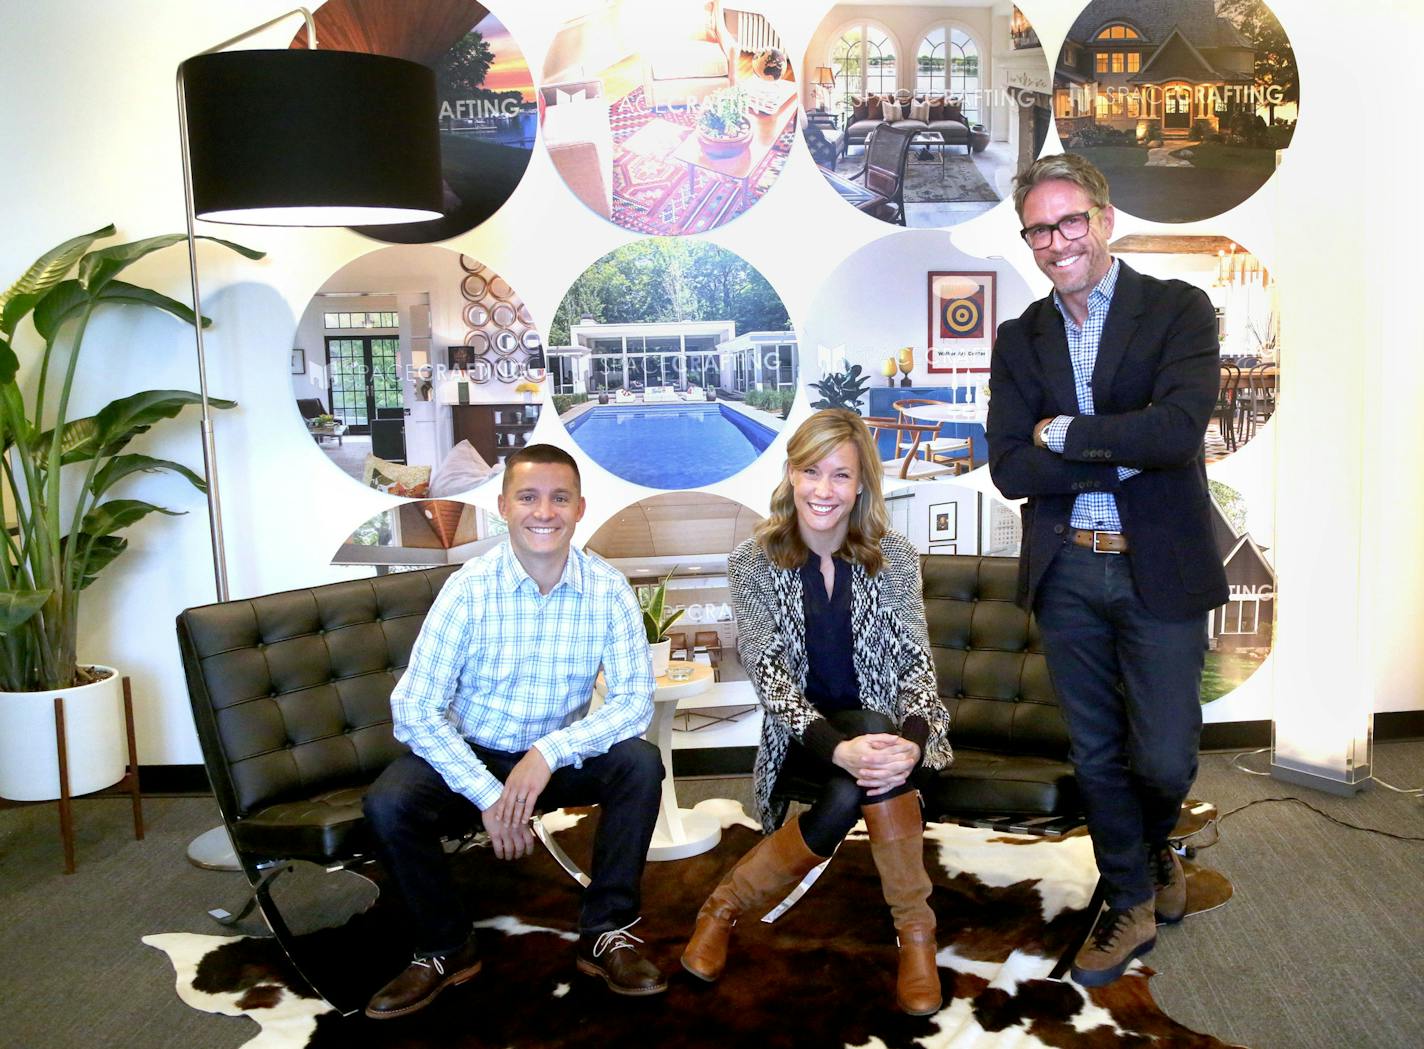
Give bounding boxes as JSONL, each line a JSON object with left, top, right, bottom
{"left": 927, "top": 270, "right": 996, "bottom": 372}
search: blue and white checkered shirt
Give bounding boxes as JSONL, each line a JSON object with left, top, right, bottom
{"left": 390, "top": 540, "right": 654, "bottom": 811}
{"left": 1041, "top": 258, "right": 1141, "bottom": 531}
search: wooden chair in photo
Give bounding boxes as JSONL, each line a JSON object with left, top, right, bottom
{"left": 864, "top": 417, "right": 959, "bottom": 481}
{"left": 892, "top": 398, "right": 975, "bottom": 475}
{"left": 1236, "top": 363, "right": 1276, "bottom": 444}
{"left": 693, "top": 630, "right": 723, "bottom": 681}
{"left": 667, "top": 631, "right": 690, "bottom": 661}
{"left": 850, "top": 123, "right": 914, "bottom": 225}
{"left": 1214, "top": 363, "right": 1241, "bottom": 453}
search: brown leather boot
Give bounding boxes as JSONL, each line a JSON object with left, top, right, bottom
{"left": 1070, "top": 899, "right": 1157, "bottom": 987}
{"left": 680, "top": 815, "right": 824, "bottom": 982}
{"left": 1149, "top": 844, "right": 1187, "bottom": 924}
{"left": 863, "top": 792, "right": 942, "bottom": 1016}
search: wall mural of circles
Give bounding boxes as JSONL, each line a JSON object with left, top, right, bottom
{"left": 548, "top": 238, "right": 795, "bottom": 489}
{"left": 291, "top": 244, "right": 544, "bottom": 498}
{"left": 293, "top": 0, "right": 536, "bottom": 243}
{"left": 1054, "top": 0, "right": 1298, "bottom": 223}
{"left": 1111, "top": 233, "right": 1278, "bottom": 462}
{"left": 539, "top": 0, "right": 797, "bottom": 235}
{"left": 802, "top": 3, "right": 1053, "bottom": 229}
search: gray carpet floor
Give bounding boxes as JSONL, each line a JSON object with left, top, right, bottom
{"left": 2, "top": 742, "right": 1421, "bottom": 1049}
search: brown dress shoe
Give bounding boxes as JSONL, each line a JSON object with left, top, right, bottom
{"left": 364, "top": 935, "right": 482, "bottom": 1020}
{"left": 576, "top": 920, "right": 668, "bottom": 996}
{"left": 1150, "top": 844, "right": 1187, "bottom": 924}
{"left": 1070, "top": 900, "right": 1157, "bottom": 988}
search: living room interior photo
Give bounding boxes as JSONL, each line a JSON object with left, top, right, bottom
{"left": 800, "top": 1, "right": 1053, "bottom": 227}
{"left": 1, "top": 2, "right": 1421, "bottom": 1048}
{"left": 539, "top": 0, "right": 800, "bottom": 234}
{"left": 291, "top": 244, "right": 546, "bottom": 499}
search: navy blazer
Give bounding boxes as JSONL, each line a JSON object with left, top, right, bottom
{"left": 986, "top": 261, "right": 1229, "bottom": 619}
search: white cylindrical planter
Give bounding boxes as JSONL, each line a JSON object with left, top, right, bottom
{"left": 649, "top": 640, "right": 671, "bottom": 679}
{"left": 0, "top": 666, "right": 126, "bottom": 801}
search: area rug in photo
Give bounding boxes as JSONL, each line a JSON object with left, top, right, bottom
{"left": 145, "top": 802, "right": 1238, "bottom": 1048}
{"left": 834, "top": 153, "right": 1000, "bottom": 204}
{"left": 608, "top": 87, "right": 790, "bottom": 235}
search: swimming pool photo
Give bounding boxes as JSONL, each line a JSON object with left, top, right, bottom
{"left": 564, "top": 403, "right": 780, "bottom": 488}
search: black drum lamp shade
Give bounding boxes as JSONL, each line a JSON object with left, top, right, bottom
{"left": 180, "top": 49, "right": 443, "bottom": 226}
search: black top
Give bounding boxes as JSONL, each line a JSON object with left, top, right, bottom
{"left": 799, "top": 553, "right": 858, "bottom": 715}
{"left": 796, "top": 553, "right": 931, "bottom": 765}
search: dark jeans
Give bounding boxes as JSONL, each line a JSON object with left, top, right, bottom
{"left": 363, "top": 737, "right": 663, "bottom": 956}
{"left": 1033, "top": 543, "right": 1207, "bottom": 909}
{"left": 774, "top": 709, "right": 928, "bottom": 856}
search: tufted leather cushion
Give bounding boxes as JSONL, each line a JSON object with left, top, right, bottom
{"left": 177, "top": 565, "right": 463, "bottom": 863}
{"left": 230, "top": 784, "right": 372, "bottom": 860}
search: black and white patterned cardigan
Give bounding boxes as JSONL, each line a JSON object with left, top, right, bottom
{"left": 727, "top": 532, "right": 952, "bottom": 833}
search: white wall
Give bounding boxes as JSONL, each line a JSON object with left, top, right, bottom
{"left": 1, "top": 0, "right": 1420, "bottom": 767}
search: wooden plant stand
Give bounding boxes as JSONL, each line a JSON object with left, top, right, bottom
{"left": 0, "top": 676, "right": 145, "bottom": 874}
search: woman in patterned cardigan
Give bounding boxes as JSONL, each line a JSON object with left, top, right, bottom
{"left": 680, "top": 409, "right": 951, "bottom": 1015}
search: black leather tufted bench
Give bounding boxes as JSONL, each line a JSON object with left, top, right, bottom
{"left": 920, "top": 554, "right": 1079, "bottom": 822}
{"left": 178, "top": 567, "right": 460, "bottom": 873}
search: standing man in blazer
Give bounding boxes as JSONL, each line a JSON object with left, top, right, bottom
{"left": 986, "top": 154, "right": 1228, "bottom": 987}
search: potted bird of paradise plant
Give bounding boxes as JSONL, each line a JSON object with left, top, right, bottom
{"left": 641, "top": 567, "right": 685, "bottom": 678}
{"left": 0, "top": 225, "right": 261, "bottom": 800}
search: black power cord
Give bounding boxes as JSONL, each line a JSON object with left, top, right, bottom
{"left": 1206, "top": 795, "right": 1424, "bottom": 843}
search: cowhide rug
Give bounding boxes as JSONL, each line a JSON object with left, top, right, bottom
{"left": 145, "top": 801, "right": 1237, "bottom": 1048}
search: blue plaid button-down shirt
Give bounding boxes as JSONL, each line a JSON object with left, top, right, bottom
{"left": 390, "top": 540, "right": 654, "bottom": 811}
{"left": 1041, "top": 258, "right": 1140, "bottom": 531}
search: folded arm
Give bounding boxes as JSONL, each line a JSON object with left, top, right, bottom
{"left": 1057, "top": 287, "right": 1220, "bottom": 469}
{"left": 986, "top": 327, "right": 1121, "bottom": 500}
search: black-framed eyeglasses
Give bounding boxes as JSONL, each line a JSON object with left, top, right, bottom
{"left": 1020, "top": 206, "right": 1102, "bottom": 250}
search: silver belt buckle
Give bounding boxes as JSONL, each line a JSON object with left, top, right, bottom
{"left": 1092, "top": 530, "right": 1122, "bottom": 555}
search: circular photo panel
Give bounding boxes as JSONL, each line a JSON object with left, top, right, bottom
{"left": 585, "top": 491, "right": 764, "bottom": 745}
{"left": 290, "top": 244, "right": 545, "bottom": 498}
{"left": 1200, "top": 478, "right": 1274, "bottom": 703}
{"left": 331, "top": 499, "right": 508, "bottom": 570}
{"left": 1053, "top": 0, "right": 1297, "bottom": 222}
{"left": 539, "top": 0, "right": 797, "bottom": 234}
{"left": 803, "top": 5, "right": 1053, "bottom": 228}
{"left": 549, "top": 238, "right": 796, "bottom": 489}
{"left": 802, "top": 229, "right": 1038, "bottom": 482}
{"left": 293, "top": 0, "right": 536, "bottom": 242}
{"left": 1111, "top": 233, "right": 1278, "bottom": 462}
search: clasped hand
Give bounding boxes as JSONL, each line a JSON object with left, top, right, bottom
{"left": 832, "top": 733, "right": 919, "bottom": 796}
{"left": 482, "top": 749, "right": 552, "bottom": 860}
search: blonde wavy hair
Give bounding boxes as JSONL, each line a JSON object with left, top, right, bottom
{"left": 756, "top": 408, "right": 888, "bottom": 573}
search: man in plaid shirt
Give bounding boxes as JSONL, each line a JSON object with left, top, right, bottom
{"left": 363, "top": 444, "right": 666, "bottom": 1019}
{"left": 987, "top": 154, "right": 1228, "bottom": 989}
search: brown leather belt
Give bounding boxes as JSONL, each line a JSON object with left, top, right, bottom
{"left": 1068, "top": 528, "right": 1129, "bottom": 554}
